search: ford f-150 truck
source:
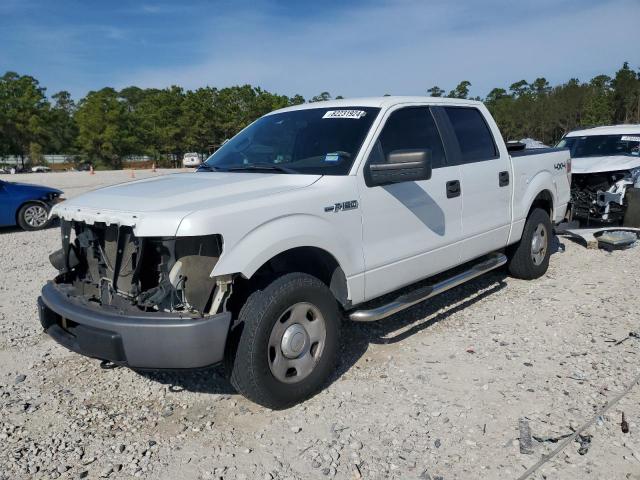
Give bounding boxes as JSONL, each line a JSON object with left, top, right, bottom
{"left": 39, "top": 97, "right": 570, "bottom": 408}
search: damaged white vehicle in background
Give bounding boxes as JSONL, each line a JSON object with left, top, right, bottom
{"left": 558, "top": 125, "right": 640, "bottom": 226}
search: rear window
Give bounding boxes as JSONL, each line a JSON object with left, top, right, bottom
{"left": 444, "top": 107, "right": 497, "bottom": 163}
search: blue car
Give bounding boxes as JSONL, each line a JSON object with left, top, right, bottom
{"left": 0, "top": 179, "right": 64, "bottom": 230}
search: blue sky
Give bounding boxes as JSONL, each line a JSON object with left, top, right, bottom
{"left": 1, "top": 0, "right": 639, "bottom": 100}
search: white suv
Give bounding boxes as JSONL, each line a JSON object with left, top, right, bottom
{"left": 182, "top": 152, "right": 202, "bottom": 167}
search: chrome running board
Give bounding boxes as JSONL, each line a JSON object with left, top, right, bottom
{"left": 349, "top": 252, "right": 507, "bottom": 322}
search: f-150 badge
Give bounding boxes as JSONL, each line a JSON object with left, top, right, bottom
{"left": 325, "top": 200, "right": 358, "bottom": 213}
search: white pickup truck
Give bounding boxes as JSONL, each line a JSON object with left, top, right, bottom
{"left": 40, "top": 97, "right": 570, "bottom": 408}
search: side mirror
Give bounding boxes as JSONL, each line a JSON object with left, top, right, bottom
{"left": 368, "top": 149, "right": 432, "bottom": 186}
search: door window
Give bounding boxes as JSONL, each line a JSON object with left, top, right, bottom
{"left": 371, "top": 107, "right": 446, "bottom": 169}
{"left": 444, "top": 107, "right": 497, "bottom": 163}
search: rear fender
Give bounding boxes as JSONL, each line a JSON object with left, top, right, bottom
{"left": 510, "top": 170, "right": 556, "bottom": 244}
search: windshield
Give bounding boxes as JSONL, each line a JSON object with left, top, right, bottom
{"left": 201, "top": 107, "right": 380, "bottom": 175}
{"left": 557, "top": 134, "right": 640, "bottom": 158}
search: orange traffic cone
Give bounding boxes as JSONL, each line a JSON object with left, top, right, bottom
{"left": 129, "top": 168, "right": 135, "bottom": 179}
{"left": 89, "top": 165, "right": 95, "bottom": 175}
{"left": 151, "top": 162, "right": 156, "bottom": 172}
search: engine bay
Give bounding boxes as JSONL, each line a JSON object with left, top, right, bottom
{"left": 49, "top": 221, "right": 225, "bottom": 316}
{"left": 570, "top": 169, "right": 640, "bottom": 225}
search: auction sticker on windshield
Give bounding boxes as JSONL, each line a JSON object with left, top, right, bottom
{"left": 322, "top": 110, "right": 367, "bottom": 119}
{"left": 621, "top": 135, "right": 640, "bottom": 142}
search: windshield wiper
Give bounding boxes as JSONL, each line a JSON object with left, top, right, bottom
{"left": 196, "top": 163, "right": 225, "bottom": 172}
{"left": 227, "top": 163, "right": 297, "bottom": 174}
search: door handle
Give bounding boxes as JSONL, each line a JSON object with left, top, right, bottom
{"left": 499, "top": 171, "right": 509, "bottom": 187}
{"left": 446, "top": 180, "right": 461, "bottom": 198}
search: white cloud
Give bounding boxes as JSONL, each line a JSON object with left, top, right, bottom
{"left": 121, "top": 0, "right": 640, "bottom": 98}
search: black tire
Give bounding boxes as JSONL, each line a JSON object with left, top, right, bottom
{"left": 225, "top": 272, "right": 341, "bottom": 409}
{"left": 17, "top": 202, "right": 51, "bottom": 231}
{"left": 507, "top": 208, "right": 552, "bottom": 280}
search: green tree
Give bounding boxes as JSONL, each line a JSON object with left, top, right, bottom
{"left": 509, "top": 80, "right": 529, "bottom": 97}
{"left": 485, "top": 88, "right": 508, "bottom": 104}
{"left": 447, "top": 81, "right": 471, "bottom": 99}
{"left": 611, "top": 62, "right": 640, "bottom": 123}
{"left": 4, "top": 66, "right": 639, "bottom": 169}
{"left": 288, "top": 94, "right": 306, "bottom": 105}
{"left": 75, "top": 88, "right": 135, "bottom": 168}
{"left": 181, "top": 87, "right": 218, "bottom": 156}
{"left": 48, "top": 90, "right": 78, "bottom": 153}
{"left": 0, "top": 72, "right": 50, "bottom": 165}
{"left": 582, "top": 75, "right": 613, "bottom": 126}
{"left": 130, "top": 86, "right": 185, "bottom": 160}
{"left": 427, "top": 86, "right": 444, "bottom": 97}
{"left": 29, "top": 142, "right": 44, "bottom": 165}
{"left": 529, "top": 77, "right": 551, "bottom": 95}
{"left": 309, "top": 91, "right": 332, "bottom": 103}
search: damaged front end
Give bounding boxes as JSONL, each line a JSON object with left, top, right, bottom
{"left": 570, "top": 168, "right": 640, "bottom": 225}
{"left": 50, "top": 221, "right": 230, "bottom": 315}
{"left": 38, "top": 221, "right": 233, "bottom": 369}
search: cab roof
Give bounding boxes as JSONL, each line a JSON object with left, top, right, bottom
{"left": 566, "top": 124, "right": 640, "bottom": 137}
{"left": 268, "top": 96, "right": 484, "bottom": 115}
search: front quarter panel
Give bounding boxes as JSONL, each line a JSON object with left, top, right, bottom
{"left": 177, "top": 175, "right": 366, "bottom": 304}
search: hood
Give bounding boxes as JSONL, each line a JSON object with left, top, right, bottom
{"left": 571, "top": 155, "right": 640, "bottom": 174}
{"left": 5, "top": 181, "right": 62, "bottom": 195}
{"left": 53, "top": 172, "right": 321, "bottom": 236}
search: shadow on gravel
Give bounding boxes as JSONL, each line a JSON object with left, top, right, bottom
{"left": 135, "top": 365, "right": 236, "bottom": 395}
{"left": 133, "top": 235, "right": 564, "bottom": 400}
{"left": 0, "top": 218, "right": 60, "bottom": 234}
{"left": 334, "top": 271, "right": 508, "bottom": 380}
{"left": 135, "top": 272, "right": 508, "bottom": 398}
{"left": 0, "top": 226, "right": 23, "bottom": 234}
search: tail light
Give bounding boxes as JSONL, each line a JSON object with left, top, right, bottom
{"left": 566, "top": 158, "right": 572, "bottom": 183}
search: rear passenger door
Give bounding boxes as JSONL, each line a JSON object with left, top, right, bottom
{"left": 358, "top": 106, "right": 463, "bottom": 301}
{"left": 435, "top": 106, "right": 512, "bottom": 262}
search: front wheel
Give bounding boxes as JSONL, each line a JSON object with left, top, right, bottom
{"left": 17, "top": 202, "right": 51, "bottom": 231}
{"left": 507, "top": 208, "right": 552, "bottom": 280}
{"left": 225, "top": 272, "right": 341, "bottom": 409}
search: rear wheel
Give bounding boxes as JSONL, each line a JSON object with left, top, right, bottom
{"left": 507, "top": 208, "right": 552, "bottom": 279}
{"left": 17, "top": 202, "right": 50, "bottom": 231}
{"left": 225, "top": 272, "right": 340, "bottom": 409}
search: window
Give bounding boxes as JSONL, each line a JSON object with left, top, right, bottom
{"left": 373, "top": 107, "right": 446, "bottom": 169}
{"left": 444, "top": 107, "right": 497, "bottom": 163}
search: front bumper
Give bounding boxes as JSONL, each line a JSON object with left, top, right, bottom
{"left": 38, "top": 281, "right": 231, "bottom": 369}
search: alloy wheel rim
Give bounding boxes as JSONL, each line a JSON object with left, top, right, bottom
{"left": 24, "top": 205, "right": 48, "bottom": 228}
{"left": 267, "top": 302, "right": 327, "bottom": 384}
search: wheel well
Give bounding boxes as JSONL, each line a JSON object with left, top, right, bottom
{"left": 227, "top": 247, "right": 349, "bottom": 317}
{"left": 529, "top": 190, "right": 553, "bottom": 219}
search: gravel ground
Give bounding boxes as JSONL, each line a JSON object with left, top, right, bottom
{"left": 1, "top": 170, "right": 640, "bottom": 480}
